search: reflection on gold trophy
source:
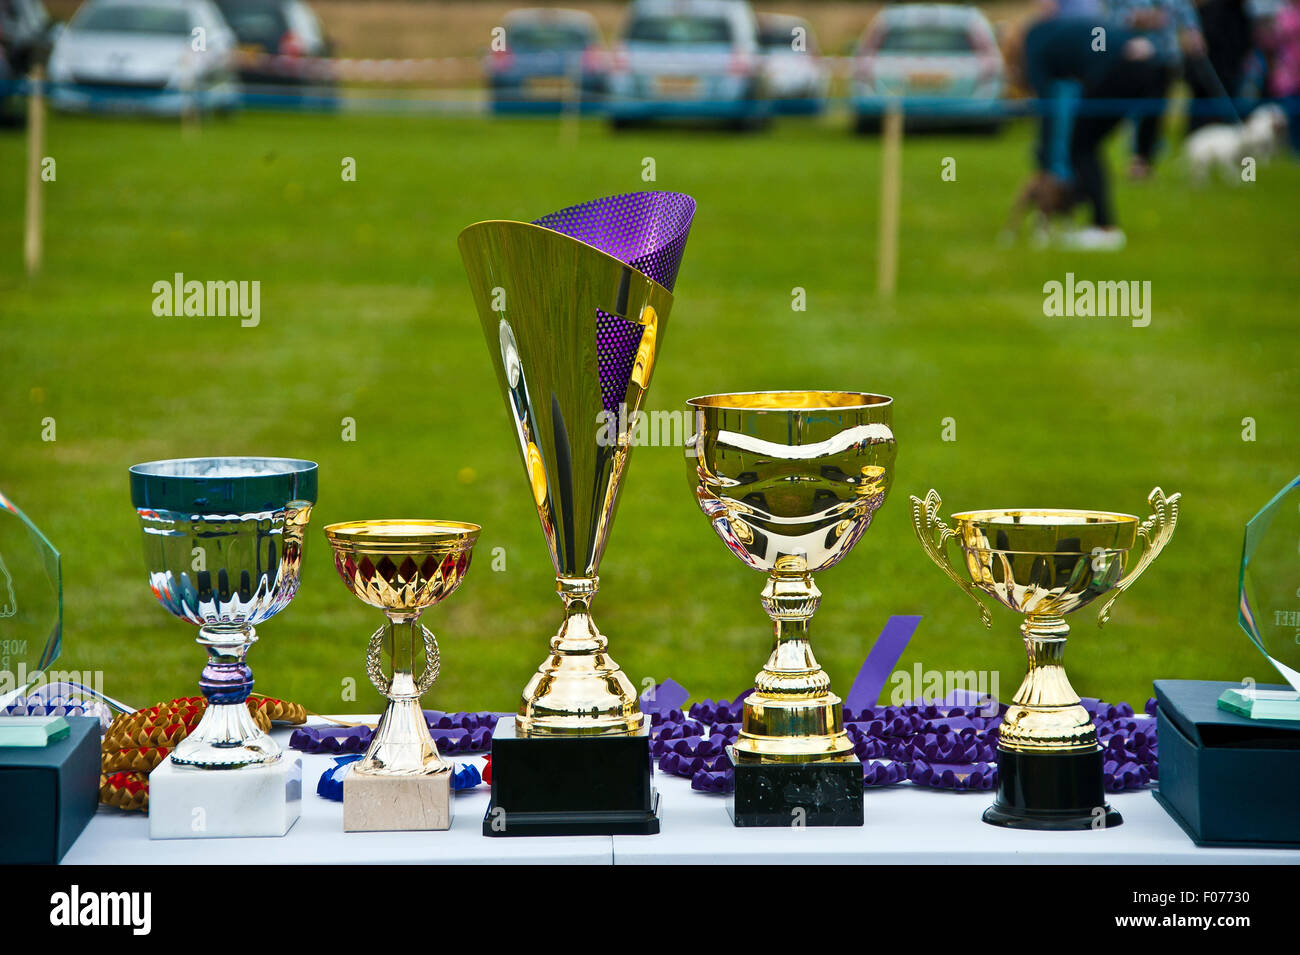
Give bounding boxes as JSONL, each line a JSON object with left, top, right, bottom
{"left": 685, "top": 391, "right": 897, "bottom": 764}
{"left": 911, "top": 487, "right": 1179, "bottom": 829}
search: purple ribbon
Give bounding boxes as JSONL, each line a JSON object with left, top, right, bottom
{"left": 290, "top": 711, "right": 500, "bottom": 756}
{"left": 844, "top": 615, "right": 921, "bottom": 712}
{"left": 651, "top": 679, "right": 1161, "bottom": 796}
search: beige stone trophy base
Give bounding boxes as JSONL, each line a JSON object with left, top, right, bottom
{"left": 343, "top": 770, "right": 453, "bottom": 832}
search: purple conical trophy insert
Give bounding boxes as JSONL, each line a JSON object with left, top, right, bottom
{"left": 534, "top": 192, "right": 696, "bottom": 414}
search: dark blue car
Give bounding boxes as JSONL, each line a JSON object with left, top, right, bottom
{"left": 487, "top": 7, "right": 608, "bottom": 114}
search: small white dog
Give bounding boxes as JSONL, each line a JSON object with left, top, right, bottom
{"left": 1184, "top": 103, "right": 1289, "bottom": 185}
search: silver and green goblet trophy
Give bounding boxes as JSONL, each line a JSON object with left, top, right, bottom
{"left": 911, "top": 486, "right": 1179, "bottom": 829}
{"left": 129, "top": 457, "right": 316, "bottom": 838}
{"left": 323, "top": 519, "right": 479, "bottom": 832}
{"left": 1219, "top": 475, "right": 1300, "bottom": 719}
{"left": 685, "top": 391, "right": 896, "bottom": 826}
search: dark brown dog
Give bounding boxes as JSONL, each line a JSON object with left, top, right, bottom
{"left": 1001, "top": 170, "right": 1080, "bottom": 242}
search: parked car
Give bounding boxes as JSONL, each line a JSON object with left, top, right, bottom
{"left": 851, "top": 3, "right": 1004, "bottom": 134}
{"left": 487, "top": 7, "right": 607, "bottom": 114}
{"left": 212, "top": 0, "right": 332, "bottom": 90}
{"left": 47, "top": 0, "right": 239, "bottom": 115}
{"left": 608, "top": 0, "right": 768, "bottom": 129}
{"left": 756, "top": 12, "right": 826, "bottom": 115}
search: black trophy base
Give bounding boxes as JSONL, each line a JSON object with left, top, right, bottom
{"left": 482, "top": 719, "right": 660, "bottom": 837}
{"left": 984, "top": 746, "right": 1122, "bottom": 831}
{"left": 729, "top": 753, "right": 864, "bottom": 828}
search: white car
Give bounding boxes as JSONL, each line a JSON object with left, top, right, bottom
{"left": 48, "top": 0, "right": 239, "bottom": 115}
{"left": 852, "top": 3, "right": 1005, "bottom": 133}
{"left": 757, "top": 13, "right": 827, "bottom": 115}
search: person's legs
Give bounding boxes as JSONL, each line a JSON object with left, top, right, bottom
{"left": 1133, "top": 65, "right": 1177, "bottom": 169}
{"left": 1071, "top": 114, "right": 1120, "bottom": 226}
{"left": 1187, "top": 0, "right": 1250, "bottom": 132}
{"left": 1074, "top": 58, "right": 1164, "bottom": 228}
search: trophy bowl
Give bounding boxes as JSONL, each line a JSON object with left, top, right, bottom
{"left": 323, "top": 519, "right": 478, "bottom": 777}
{"left": 686, "top": 390, "right": 896, "bottom": 763}
{"left": 911, "top": 486, "right": 1179, "bottom": 828}
{"left": 129, "top": 456, "right": 317, "bottom": 769}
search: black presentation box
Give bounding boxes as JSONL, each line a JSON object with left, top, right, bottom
{"left": 0, "top": 716, "right": 101, "bottom": 864}
{"left": 1154, "top": 679, "right": 1300, "bottom": 848}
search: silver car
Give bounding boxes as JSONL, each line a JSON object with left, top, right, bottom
{"left": 48, "top": 0, "right": 239, "bottom": 115}
{"left": 608, "top": 0, "right": 769, "bottom": 129}
{"left": 851, "top": 4, "right": 1005, "bottom": 133}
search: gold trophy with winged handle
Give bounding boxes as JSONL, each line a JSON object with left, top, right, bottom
{"left": 911, "top": 487, "right": 1179, "bottom": 830}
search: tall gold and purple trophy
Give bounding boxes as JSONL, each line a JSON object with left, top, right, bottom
{"left": 459, "top": 191, "right": 695, "bottom": 836}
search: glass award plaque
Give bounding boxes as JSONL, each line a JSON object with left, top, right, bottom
{"left": 0, "top": 489, "right": 62, "bottom": 702}
{"left": 1219, "top": 475, "right": 1300, "bottom": 720}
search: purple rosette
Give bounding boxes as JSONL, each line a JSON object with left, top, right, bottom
{"left": 291, "top": 725, "right": 371, "bottom": 754}
{"left": 851, "top": 733, "right": 892, "bottom": 761}
{"left": 290, "top": 711, "right": 501, "bottom": 756}
{"left": 650, "top": 719, "right": 705, "bottom": 741}
{"left": 688, "top": 693, "right": 750, "bottom": 725}
{"left": 675, "top": 686, "right": 1156, "bottom": 797}
{"left": 863, "top": 761, "right": 909, "bottom": 788}
{"left": 649, "top": 709, "right": 688, "bottom": 727}
{"left": 909, "top": 759, "right": 998, "bottom": 791}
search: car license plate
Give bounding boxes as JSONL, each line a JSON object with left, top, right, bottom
{"left": 655, "top": 75, "right": 700, "bottom": 97}
{"left": 907, "top": 72, "right": 949, "bottom": 91}
{"left": 525, "top": 76, "right": 573, "bottom": 97}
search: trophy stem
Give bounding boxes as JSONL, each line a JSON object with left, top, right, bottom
{"left": 734, "top": 573, "right": 853, "bottom": 763}
{"left": 171, "top": 624, "right": 280, "bottom": 768}
{"left": 358, "top": 616, "right": 447, "bottom": 775}
{"left": 515, "top": 575, "right": 645, "bottom": 736}
{"left": 1000, "top": 614, "right": 1097, "bottom": 753}
{"left": 755, "top": 574, "right": 831, "bottom": 694}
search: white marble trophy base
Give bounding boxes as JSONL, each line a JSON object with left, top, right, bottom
{"left": 343, "top": 770, "right": 453, "bottom": 832}
{"left": 148, "top": 755, "right": 302, "bottom": 839}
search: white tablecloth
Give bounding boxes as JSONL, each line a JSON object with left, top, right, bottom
{"left": 64, "top": 722, "right": 1300, "bottom": 865}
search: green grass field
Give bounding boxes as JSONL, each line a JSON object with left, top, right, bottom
{"left": 1, "top": 109, "right": 1298, "bottom": 716}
